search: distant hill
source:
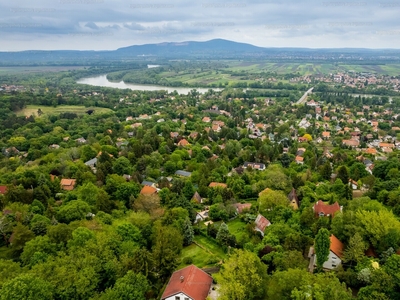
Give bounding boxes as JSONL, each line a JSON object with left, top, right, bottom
{"left": 116, "top": 39, "right": 266, "bottom": 56}
{"left": 0, "top": 39, "right": 400, "bottom": 65}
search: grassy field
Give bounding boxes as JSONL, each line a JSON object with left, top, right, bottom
{"left": 226, "top": 218, "right": 249, "bottom": 241}
{"left": 194, "top": 235, "right": 226, "bottom": 258}
{"left": 226, "top": 61, "right": 400, "bottom": 76}
{"left": 17, "top": 105, "right": 113, "bottom": 117}
{"left": 179, "top": 243, "right": 219, "bottom": 269}
{"left": 0, "top": 66, "right": 86, "bottom": 74}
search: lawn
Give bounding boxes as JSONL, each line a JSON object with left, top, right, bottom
{"left": 0, "top": 66, "right": 85, "bottom": 74}
{"left": 226, "top": 218, "right": 249, "bottom": 241}
{"left": 17, "top": 105, "right": 113, "bottom": 117}
{"left": 179, "top": 243, "right": 219, "bottom": 269}
{"left": 193, "top": 235, "right": 227, "bottom": 260}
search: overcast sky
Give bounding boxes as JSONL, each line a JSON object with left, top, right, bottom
{"left": 1, "top": 0, "right": 400, "bottom": 51}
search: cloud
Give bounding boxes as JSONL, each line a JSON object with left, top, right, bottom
{"left": 0, "top": 0, "right": 399, "bottom": 50}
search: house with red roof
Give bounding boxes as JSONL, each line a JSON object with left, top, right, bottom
{"left": 0, "top": 185, "right": 7, "bottom": 195}
{"left": 208, "top": 182, "right": 227, "bottom": 188}
{"left": 254, "top": 214, "right": 271, "bottom": 237}
{"left": 313, "top": 200, "right": 342, "bottom": 217}
{"left": 233, "top": 203, "right": 252, "bottom": 214}
{"left": 177, "top": 139, "right": 190, "bottom": 147}
{"left": 161, "top": 265, "right": 213, "bottom": 300}
{"left": 312, "top": 235, "right": 344, "bottom": 270}
{"left": 140, "top": 185, "right": 158, "bottom": 195}
{"left": 60, "top": 179, "right": 76, "bottom": 191}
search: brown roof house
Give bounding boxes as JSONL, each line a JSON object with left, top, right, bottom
{"left": 233, "top": 203, "right": 252, "bottom": 214}
{"left": 312, "top": 235, "right": 344, "bottom": 270}
{"left": 0, "top": 185, "right": 7, "bottom": 195}
{"left": 313, "top": 200, "right": 342, "bottom": 217}
{"left": 161, "top": 265, "right": 213, "bottom": 300}
{"left": 254, "top": 214, "right": 271, "bottom": 237}
{"left": 208, "top": 182, "right": 227, "bottom": 188}
{"left": 140, "top": 185, "right": 158, "bottom": 195}
{"left": 192, "top": 192, "right": 204, "bottom": 204}
{"left": 288, "top": 188, "right": 300, "bottom": 210}
{"left": 60, "top": 179, "right": 76, "bottom": 191}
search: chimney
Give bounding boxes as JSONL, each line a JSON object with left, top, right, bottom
{"left": 180, "top": 276, "right": 184, "bottom": 283}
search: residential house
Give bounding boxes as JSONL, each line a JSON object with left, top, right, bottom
{"left": 75, "top": 137, "right": 87, "bottom": 144}
{"left": 313, "top": 200, "right": 342, "bottom": 217}
{"left": 195, "top": 209, "right": 209, "bottom": 223}
{"left": 342, "top": 139, "right": 360, "bottom": 147}
{"left": 60, "top": 179, "right": 76, "bottom": 191}
{"left": 322, "top": 131, "right": 330, "bottom": 139}
{"left": 140, "top": 185, "right": 158, "bottom": 195}
{"left": 141, "top": 181, "right": 157, "bottom": 188}
{"left": 161, "top": 265, "right": 213, "bottom": 300}
{"left": 295, "top": 156, "right": 304, "bottom": 164}
{"left": 189, "top": 132, "right": 199, "bottom": 139}
{"left": 288, "top": 188, "right": 299, "bottom": 210}
{"left": 84, "top": 157, "right": 98, "bottom": 168}
{"left": 175, "top": 170, "right": 192, "bottom": 177}
{"left": 349, "top": 179, "right": 359, "bottom": 190}
{"left": 202, "top": 117, "right": 211, "bottom": 123}
{"left": 243, "top": 162, "right": 266, "bottom": 171}
{"left": 208, "top": 182, "right": 227, "bottom": 188}
{"left": 177, "top": 139, "right": 190, "bottom": 147}
{"left": 312, "top": 235, "right": 344, "bottom": 270}
{"left": 192, "top": 192, "right": 203, "bottom": 204}
{"left": 233, "top": 203, "right": 252, "bottom": 214}
{"left": 170, "top": 132, "right": 179, "bottom": 139}
{"left": 0, "top": 185, "right": 7, "bottom": 195}
{"left": 254, "top": 214, "right": 271, "bottom": 237}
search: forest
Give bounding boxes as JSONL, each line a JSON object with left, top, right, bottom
{"left": 0, "top": 67, "right": 400, "bottom": 300}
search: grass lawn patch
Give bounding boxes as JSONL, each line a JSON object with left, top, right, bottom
{"left": 17, "top": 105, "right": 113, "bottom": 117}
{"left": 226, "top": 218, "right": 249, "bottom": 241}
{"left": 193, "top": 235, "right": 227, "bottom": 260}
{"left": 179, "top": 243, "right": 219, "bottom": 269}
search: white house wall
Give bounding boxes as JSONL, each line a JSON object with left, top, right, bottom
{"left": 314, "top": 250, "right": 342, "bottom": 270}
{"left": 164, "top": 292, "right": 191, "bottom": 300}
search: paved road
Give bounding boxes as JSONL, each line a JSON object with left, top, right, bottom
{"left": 295, "top": 87, "right": 314, "bottom": 105}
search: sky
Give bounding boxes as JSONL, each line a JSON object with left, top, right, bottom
{"left": 1, "top": 0, "right": 400, "bottom": 51}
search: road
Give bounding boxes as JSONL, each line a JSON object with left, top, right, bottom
{"left": 295, "top": 87, "right": 314, "bottom": 105}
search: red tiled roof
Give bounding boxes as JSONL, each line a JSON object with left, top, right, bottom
{"left": 161, "top": 265, "right": 213, "bottom": 300}
{"left": 208, "top": 182, "right": 227, "bottom": 188}
{"left": 0, "top": 185, "right": 7, "bottom": 194}
{"left": 60, "top": 179, "right": 76, "bottom": 191}
{"left": 330, "top": 235, "right": 344, "bottom": 258}
{"left": 140, "top": 185, "right": 157, "bottom": 195}
{"left": 233, "top": 203, "right": 252, "bottom": 214}
{"left": 313, "top": 200, "right": 341, "bottom": 217}
{"left": 178, "top": 139, "right": 189, "bottom": 147}
{"left": 255, "top": 214, "right": 271, "bottom": 233}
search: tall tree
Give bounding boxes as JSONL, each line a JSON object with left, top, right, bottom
{"left": 216, "top": 223, "right": 231, "bottom": 247}
{"left": 0, "top": 274, "right": 53, "bottom": 300}
{"left": 343, "top": 232, "right": 367, "bottom": 265}
{"left": 152, "top": 222, "right": 183, "bottom": 280}
{"left": 315, "top": 228, "right": 330, "bottom": 270}
{"left": 337, "top": 166, "right": 349, "bottom": 185}
{"left": 182, "top": 217, "right": 194, "bottom": 246}
{"left": 99, "top": 271, "right": 148, "bottom": 300}
{"left": 216, "top": 249, "right": 267, "bottom": 300}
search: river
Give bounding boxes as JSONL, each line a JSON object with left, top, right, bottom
{"left": 76, "top": 75, "right": 221, "bottom": 94}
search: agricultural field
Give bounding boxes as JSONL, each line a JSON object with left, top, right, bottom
{"left": 0, "top": 66, "right": 85, "bottom": 74}
{"left": 17, "top": 105, "right": 113, "bottom": 117}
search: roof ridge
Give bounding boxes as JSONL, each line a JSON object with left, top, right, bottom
{"left": 181, "top": 265, "right": 195, "bottom": 296}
